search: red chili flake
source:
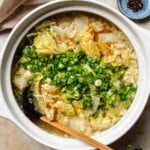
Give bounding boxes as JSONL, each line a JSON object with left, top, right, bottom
{"left": 127, "top": 0, "right": 143, "bottom": 12}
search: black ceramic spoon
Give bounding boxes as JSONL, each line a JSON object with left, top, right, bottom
{"left": 22, "top": 86, "right": 41, "bottom": 119}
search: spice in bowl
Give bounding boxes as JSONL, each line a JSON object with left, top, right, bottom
{"left": 127, "top": 0, "right": 143, "bottom": 12}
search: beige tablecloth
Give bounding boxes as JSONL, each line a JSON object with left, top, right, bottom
{"left": 0, "top": 0, "right": 50, "bottom": 31}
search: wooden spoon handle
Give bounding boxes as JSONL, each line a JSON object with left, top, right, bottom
{"left": 40, "top": 116, "right": 113, "bottom": 150}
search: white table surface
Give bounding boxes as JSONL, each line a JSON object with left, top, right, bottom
{"left": 0, "top": 0, "right": 150, "bottom": 150}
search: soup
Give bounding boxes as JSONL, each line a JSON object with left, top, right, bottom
{"left": 12, "top": 12, "right": 138, "bottom": 136}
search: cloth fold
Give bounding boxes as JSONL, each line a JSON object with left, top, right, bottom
{"left": 0, "top": 0, "right": 49, "bottom": 31}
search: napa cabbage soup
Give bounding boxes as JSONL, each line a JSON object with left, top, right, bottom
{"left": 12, "top": 12, "right": 138, "bottom": 136}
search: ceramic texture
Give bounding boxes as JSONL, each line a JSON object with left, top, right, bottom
{"left": 117, "top": 0, "right": 150, "bottom": 20}
{"left": 0, "top": 0, "right": 150, "bottom": 150}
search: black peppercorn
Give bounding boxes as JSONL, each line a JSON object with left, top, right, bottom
{"left": 127, "top": 0, "right": 143, "bottom": 12}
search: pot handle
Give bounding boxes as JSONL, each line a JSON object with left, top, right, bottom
{"left": 140, "top": 27, "right": 150, "bottom": 58}
{"left": 141, "top": 28, "right": 150, "bottom": 43}
{"left": 133, "top": 22, "right": 150, "bottom": 55}
{"left": 136, "top": 25, "right": 150, "bottom": 93}
{"left": 130, "top": 20, "right": 150, "bottom": 48}
{"left": 0, "top": 89, "right": 14, "bottom": 121}
{"left": 0, "top": 48, "right": 14, "bottom": 121}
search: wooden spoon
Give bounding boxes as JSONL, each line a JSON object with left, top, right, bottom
{"left": 22, "top": 87, "right": 113, "bottom": 150}
{"left": 40, "top": 116, "right": 113, "bottom": 150}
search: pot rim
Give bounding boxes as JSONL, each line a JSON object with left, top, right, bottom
{"left": 0, "top": 0, "right": 150, "bottom": 149}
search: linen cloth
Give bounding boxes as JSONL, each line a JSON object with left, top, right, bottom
{"left": 0, "top": 0, "right": 49, "bottom": 31}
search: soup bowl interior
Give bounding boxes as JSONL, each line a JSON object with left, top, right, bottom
{"left": 0, "top": 0, "right": 150, "bottom": 150}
